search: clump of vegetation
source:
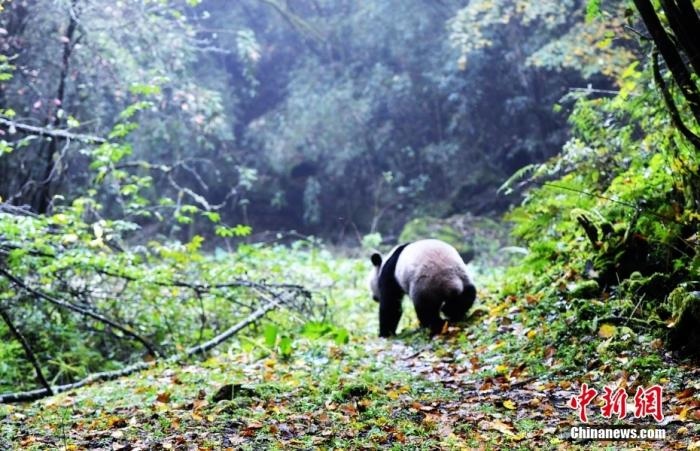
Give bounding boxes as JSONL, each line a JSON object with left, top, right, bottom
{"left": 499, "top": 2, "right": 700, "bottom": 365}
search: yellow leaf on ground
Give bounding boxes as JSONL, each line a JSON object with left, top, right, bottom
{"left": 503, "top": 400, "right": 516, "bottom": 410}
{"left": 679, "top": 407, "right": 691, "bottom": 421}
{"left": 482, "top": 420, "right": 515, "bottom": 436}
{"left": 495, "top": 364, "right": 509, "bottom": 374}
{"left": 598, "top": 323, "right": 616, "bottom": 338}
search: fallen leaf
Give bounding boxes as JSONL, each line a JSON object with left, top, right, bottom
{"left": 503, "top": 400, "right": 517, "bottom": 410}
{"left": 481, "top": 420, "right": 515, "bottom": 436}
{"left": 107, "top": 417, "right": 127, "bottom": 429}
{"left": 495, "top": 364, "right": 509, "bottom": 375}
{"left": 679, "top": 407, "right": 691, "bottom": 421}
{"left": 246, "top": 421, "right": 264, "bottom": 430}
{"left": 156, "top": 391, "right": 171, "bottom": 403}
{"left": 677, "top": 388, "right": 696, "bottom": 400}
{"left": 598, "top": 324, "right": 616, "bottom": 338}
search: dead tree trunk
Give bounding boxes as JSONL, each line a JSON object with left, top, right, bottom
{"left": 35, "top": 1, "right": 79, "bottom": 213}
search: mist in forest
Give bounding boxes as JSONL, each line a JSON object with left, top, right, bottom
{"left": 0, "top": 0, "right": 603, "bottom": 241}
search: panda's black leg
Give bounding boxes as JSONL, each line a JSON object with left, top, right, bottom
{"left": 379, "top": 300, "right": 402, "bottom": 337}
{"left": 414, "top": 298, "right": 445, "bottom": 336}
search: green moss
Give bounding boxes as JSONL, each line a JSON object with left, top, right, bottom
{"left": 617, "top": 272, "right": 671, "bottom": 302}
{"left": 668, "top": 286, "right": 700, "bottom": 322}
{"left": 568, "top": 280, "right": 600, "bottom": 299}
{"left": 666, "top": 286, "right": 700, "bottom": 354}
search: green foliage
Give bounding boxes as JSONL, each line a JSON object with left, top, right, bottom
{"left": 361, "top": 233, "right": 382, "bottom": 250}
{"left": 585, "top": 0, "right": 603, "bottom": 22}
{"left": 215, "top": 224, "right": 252, "bottom": 238}
{"left": 0, "top": 54, "right": 14, "bottom": 81}
{"left": 0, "top": 0, "right": 618, "bottom": 237}
{"left": 399, "top": 217, "right": 463, "bottom": 246}
{"left": 500, "top": 13, "right": 700, "bottom": 367}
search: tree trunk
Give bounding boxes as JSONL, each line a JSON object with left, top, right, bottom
{"left": 659, "top": 0, "right": 700, "bottom": 77}
{"left": 35, "top": 3, "right": 78, "bottom": 213}
{"left": 633, "top": 0, "right": 700, "bottom": 126}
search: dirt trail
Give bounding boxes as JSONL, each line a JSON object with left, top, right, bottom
{"left": 365, "top": 325, "right": 693, "bottom": 449}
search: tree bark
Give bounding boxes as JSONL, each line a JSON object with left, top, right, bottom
{"left": 633, "top": 0, "right": 700, "bottom": 126}
{"left": 652, "top": 49, "right": 700, "bottom": 150}
{"left": 35, "top": 3, "right": 79, "bottom": 213}
{"left": 659, "top": 0, "right": 700, "bottom": 77}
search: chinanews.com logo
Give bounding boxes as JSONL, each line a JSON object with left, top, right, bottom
{"left": 566, "top": 383, "right": 667, "bottom": 442}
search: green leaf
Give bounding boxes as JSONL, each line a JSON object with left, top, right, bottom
{"left": 278, "top": 336, "right": 293, "bottom": 358}
{"left": 585, "top": 0, "right": 602, "bottom": 22}
{"left": 128, "top": 84, "right": 161, "bottom": 96}
{"left": 264, "top": 324, "right": 278, "bottom": 348}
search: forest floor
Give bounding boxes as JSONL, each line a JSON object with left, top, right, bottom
{"left": 2, "top": 254, "right": 700, "bottom": 450}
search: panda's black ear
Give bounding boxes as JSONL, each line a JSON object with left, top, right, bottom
{"left": 370, "top": 253, "right": 382, "bottom": 267}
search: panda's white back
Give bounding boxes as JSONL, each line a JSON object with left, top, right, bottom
{"left": 394, "top": 239, "right": 468, "bottom": 295}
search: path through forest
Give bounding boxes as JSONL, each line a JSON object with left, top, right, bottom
{"left": 3, "top": 296, "right": 699, "bottom": 449}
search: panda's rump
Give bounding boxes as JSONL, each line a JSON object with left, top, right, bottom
{"left": 394, "top": 240, "right": 466, "bottom": 290}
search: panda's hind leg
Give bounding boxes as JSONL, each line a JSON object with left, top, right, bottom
{"left": 413, "top": 295, "right": 446, "bottom": 335}
{"left": 441, "top": 284, "right": 476, "bottom": 322}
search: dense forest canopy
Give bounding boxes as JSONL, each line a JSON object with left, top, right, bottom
{"left": 3, "top": 0, "right": 700, "bottom": 448}
{"left": 0, "top": 0, "right": 634, "bottom": 239}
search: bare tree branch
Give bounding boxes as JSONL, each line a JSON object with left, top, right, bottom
{"left": 652, "top": 49, "right": 700, "bottom": 150}
{"left": 0, "top": 117, "right": 106, "bottom": 144}
{"left": 0, "top": 306, "right": 53, "bottom": 395}
{"left": 0, "top": 267, "right": 159, "bottom": 357}
{"left": 633, "top": 0, "right": 700, "bottom": 125}
{"left": 0, "top": 361, "right": 154, "bottom": 403}
{"left": 185, "top": 298, "right": 280, "bottom": 355}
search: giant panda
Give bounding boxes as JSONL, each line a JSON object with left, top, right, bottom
{"left": 368, "top": 239, "right": 476, "bottom": 337}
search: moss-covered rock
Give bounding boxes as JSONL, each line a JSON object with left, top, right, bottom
{"left": 568, "top": 280, "right": 600, "bottom": 299}
{"left": 617, "top": 272, "right": 671, "bottom": 302}
{"left": 666, "top": 285, "right": 700, "bottom": 355}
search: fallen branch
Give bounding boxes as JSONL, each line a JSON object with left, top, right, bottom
{"left": 0, "top": 267, "right": 159, "bottom": 358}
{"left": 0, "top": 361, "right": 154, "bottom": 403}
{"left": 0, "top": 203, "right": 39, "bottom": 217}
{"left": 185, "top": 297, "right": 281, "bottom": 355}
{"left": 0, "top": 297, "right": 282, "bottom": 403}
{"left": 0, "top": 306, "right": 53, "bottom": 395}
{"left": 0, "top": 117, "right": 106, "bottom": 143}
